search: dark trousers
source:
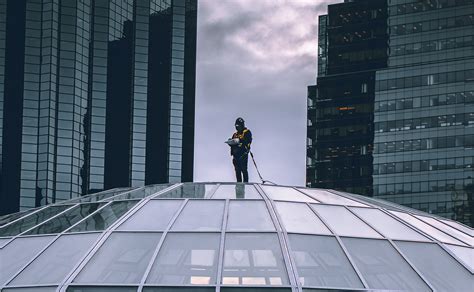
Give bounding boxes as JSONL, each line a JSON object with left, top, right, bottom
{"left": 233, "top": 155, "right": 249, "bottom": 182}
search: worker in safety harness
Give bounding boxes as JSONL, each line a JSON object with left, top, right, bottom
{"left": 226, "top": 117, "right": 252, "bottom": 182}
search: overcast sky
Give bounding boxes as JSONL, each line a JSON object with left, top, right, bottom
{"left": 194, "top": 0, "right": 341, "bottom": 186}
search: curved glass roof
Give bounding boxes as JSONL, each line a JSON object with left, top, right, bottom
{"left": 0, "top": 183, "right": 472, "bottom": 292}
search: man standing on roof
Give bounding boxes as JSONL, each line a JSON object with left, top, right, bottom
{"left": 228, "top": 117, "right": 252, "bottom": 182}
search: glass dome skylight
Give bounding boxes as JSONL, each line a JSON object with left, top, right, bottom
{"left": 0, "top": 183, "right": 472, "bottom": 292}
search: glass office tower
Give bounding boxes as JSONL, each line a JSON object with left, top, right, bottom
{"left": 373, "top": 0, "right": 473, "bottom": 225}
{"left": 308, "top": 0, "right": 473, "bottom": 226}
{"left": 0, "top": 0, "right": 197, "bottom": 215}
{"left": 307, "top": 0, "right": 388, "bottom": 196}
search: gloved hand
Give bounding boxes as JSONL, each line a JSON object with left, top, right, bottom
{"left": 225, "top": 138, "right": 240, "bottom": 146}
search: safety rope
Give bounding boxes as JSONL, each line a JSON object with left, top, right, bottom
{"left": 249, "top": 151, "right": 276, "bottom": 185}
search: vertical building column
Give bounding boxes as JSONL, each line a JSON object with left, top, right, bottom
{"left": 0, "top": 0, "right": 6, "bottom": 178}
{"left": 167, "top": 0, "right": 186, "bottom": 183}
{"left": 130, "top": 0, "right": 150, "bottom": 186}
{"left": 19, "top": 0, "right": 42, "bottom": 209}
{"left": 36, "top": 0, "right": 59, "bottom": 208}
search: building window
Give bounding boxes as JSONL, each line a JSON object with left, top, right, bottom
{"left": 361, "top": 83, "right": 367, "bottom": 93}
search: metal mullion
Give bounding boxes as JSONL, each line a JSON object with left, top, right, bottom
{"left": 99, "top": 185, "right": 146, "bottom": 202}
{"left": 207, "top": 183, "right": 221, "bottom": 199}
{"left": 255, "top": 184, "right": 299, "bottom": 292}
{"left": 410, "top": 213, "right": 471, "bottom": 246}
{"left": 436, "top": 219, "right": 473, "bottom": 238}
{"left": 341, "top": 206, "right": 385, "bottom": 238}
{"left": 149, "top": 183, "right": 183, "bottom": 199}
{"left": 382, "top": 208, "right": 465, "bottom": 245}
{"left": 263, "top": 188, "right": 303, "bottom": 292}
{"left": 12, "top": 204, "right": 79, "bottom": 240}
{"left": 378, "top": 208, "right": 474, "bottom": 274}
{"left": 58, "top": 184, "right": 182, "bottom": 292}
{"left": 60, "top": 200, "right": 114, "bottom": 233}
{"left": 306, "top": 203, "right": 370, "bottom": 289}
{"left": 324, "top": 189, "right": 376, "bottom": 208}
{"left": 216, "top": 199, "right": 229, "bottom": 292}
{"left": 345, "top": 206, "right": 435, "bottom": 291}
{"left": 0, "top": 205, "right": 49, "bottom": 230}
{"left": 137, "top": 198, "right": 189, "bottom": 292}
{"left": 291, "top": 186, "right": 321, "bottom": 203}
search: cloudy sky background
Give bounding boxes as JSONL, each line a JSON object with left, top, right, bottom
{"left": 194, "top": 0, "right": 341, "bottom": 186}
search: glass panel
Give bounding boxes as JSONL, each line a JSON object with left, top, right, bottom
{"left": 0, "top": 208, "right": 38, "bottom": 227}
{"left": 64, "top": 188, "right": 134, "bottom": 204}
{"left": 350, "top": 207, "right": 427, "bottom": 241}
{"left": 414, "top": 215, "right": 472, "bottom": 245}
{"left": 9, "top": 233, "right": 99, "bottom": 285}
{"left": 311, "top": 205, "right": 381, "bottom": 238}
{"left": 298, "top": 189, "right": 367, "bottom": 207}
{"left": 67, "top": 288, "right": 137, "bottom": 292}
{"left": 74, "top": 232, "right": 162, "bottom": 284}
{"left": 146, "top": 233, "right": 220, "bottom": 285}
{"left": 68, "top": 200, "right": 138, "bottom": 232}
{"left": 222, "top": 289, "right": 291, "bottom": 292}
{"left": 118, "top": 200, "right": 183, "bottom": 231}
{"left": 0, "top": 205, "right": 72, "bottom": 236}
{"left": 444, "top": 244, "right": 474, "bottom": 271}
{"left": 212, "top": 184, "right": 261, "bottom": 199}
{"left": 2, "top": 288, "right": 57, "bottom": 292}
{"left": 262, "top": 186, "right": 317, "bottom": 203}
{"left": 157, "top": 183, "right": 217, "bottom": 199}
{"left": 227, "top": 201, "right": 274, "bottom": 231}
{"left": 342, "top": 238, "right": 430, "bottom": 291}
{"left": 106, "top": 184, "right": 172, "bottom": 201}
{"left": 24, "top": 203, "right": 103, "bottom": 235}
{"left": 222, "top": 233, "right": 289, "bottom": 286}
{"left": 0, "top": 237, "right": 10, "bottom": 247}
{"left": 171, "top": 200, "right": 224, "bottom": 231}
{"left": 0, "top": 236, "right": 55, "bottom": 285}
{"left": 288, "top": 234, "right": 363, "bottom": 288}
{"left": 143, "top": 288, "right": 214, "bottom": 292}
{"left": 440, "top": 219, "right": 473, "bottom": 236}
{"left": 396, "top": 241, "right": 472, "bottom": 291}
{"left": 389, "top": 211, "right": 465, "bottom": 245}
{"left": 275, "top": 202, "right": 331, "bottom": 235}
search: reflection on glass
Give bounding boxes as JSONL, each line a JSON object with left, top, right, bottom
{"left": 64, "top": 188, "right": 133, "bottom": 204}
{"left": 146, "top": 233, "right": 220, "bottom": 285}
{"left": 67, "top": 288, "right": 137, "bottom": 292}
{"left": 440, "top": 219, "right": 473, "bottom": 237}
{"left": 389, "top": 211, "right": 465, "bottom": 246}
{"left": 396, "top": 241, "right": 472, "bottom": 291}
{"left": 0, "top": 205, "right": 72, "bottom": 237}
{"left": 171, "top": 200, "right": 224, "bottom": 231}
{"left": 275, "top": 202, "right": 331, "bottom": 235}
{"left": 342, "top": 238, "right": 430, "bottom": 291}
{"left": 2, "top": 288, "right": 57, "bottom": 292}
{"left": 288, "top": 234, "right": 363, "bottom": 288}
{"left": 68, "top": 201, "right": 138, "bottom": 232}
{"left": 158, "top": 183, "right": 217, "bottom": 199}
{"left": 143, "top": 288, "right": 214, "bottom": 292}
{"left": 227, "top": 201, "right": 275, "bottom": 231}
{"left": 312, "top": 205, "right": 381, "bottom": 238}
{"left": 74, "top": 232, "right": 162, "bottom": 284}
{"left": 298, "top": 188, "right": 367, "bottom": 207}
{"left": 24, "top": 203, "right": 103, "bottom": 235}
{"left": 262, "top": 186, "right": 317, "bottom": 203}
{"left": 0, "top": 208, "right": 38, "bottom": 227}
{"left": 106, "top": 184, "right": 171, "bottom": 201}
{"left": 212, "top": 184, "right": 261, "bottom": 199}
{"left": 0, "top": 236, "right": 55, "bottom": 285}
{"left": 9, "top": 233, "right": 99, "bottom": 285}
{"left": 349, "top": 207, "right": 427, "bottom": 241}
{"left": 414, "top": 215, "right": 472, "bottom": 245}
{"left": 222, "top": 233, "right": 289, "bottom": 286}
{"left": 118, "top": 200, "right": 183, "bottom": 231}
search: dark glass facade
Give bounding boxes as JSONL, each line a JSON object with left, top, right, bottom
{"left": 308, "top": 0, "right": 474, "bottom": 226}
{"left": 307, "top": 0, "right": 388, "bottom": 196}
{"left": 373, "top": 0, "right": 473, "bottom": 226}
{"left": 0, "top": 0, "right": 197, "bottom": 215}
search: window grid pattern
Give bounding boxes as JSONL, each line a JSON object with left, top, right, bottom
{"left": 373, "top": 2, "right": 474, "bottom": 225}
{"left": 0, "top": 183, "right": 471, "bottom": 292}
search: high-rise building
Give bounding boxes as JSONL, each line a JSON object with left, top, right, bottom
{"left": 0, "top": 0, "right": 197, "bottom": 215}
{"left": 307, "top": 0, "right": 474, "bottom": 226}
